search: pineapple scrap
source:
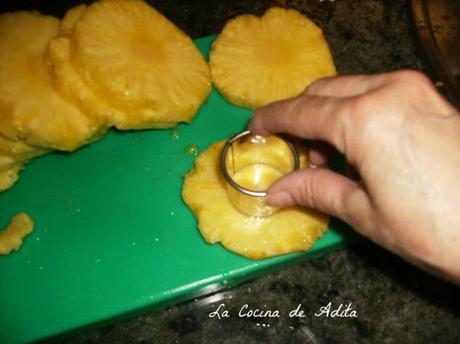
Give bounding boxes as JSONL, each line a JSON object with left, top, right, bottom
{"left": 49, "top": 0, "right": 211, "bottom": 130}
{"left": 0, "top": 168, "right": 21, "bottom": 192}
{"left": 0, "top": 12, "right": 105, "bottom": 151}
{"left": 210, "top": 8, "right": 337, "bottom": 109}
{"left": 182, "top": 141, "right": 329, "bottom": 260}
{"left": 0, "top": 213, "right": 34, "bottom": 255}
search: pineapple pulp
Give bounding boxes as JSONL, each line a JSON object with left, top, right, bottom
{"left": 227, "top": 164, "right": 284, "bottom": 217}
{"left": 0, "top": 12, "right": 103, "bottom": 151}
{"left": 59, "top": 4, "right": 86, "bottom": 36}
{"left": 0, "top": 134, "right": 48, "bottom": 168}
{"left": 0, "top": 134, "right": 48, "bottom": 191}
{"left": 232, "top": 164, "right": 283, "bottom": 191}
{"left": 210, "top": 7, "right": 336, "bottom": 109}
{"left": 51, "top": 0, "right": 211, "bottom": 130}
{"left": 0, "top": 213, "right": 34, "bottom": 255}
{"left": 222, "top": 133, "right": 296, "bottom": 217}
{"left": 48, "top": 4, "right": 122, "bottom": 127}
{"left": 182, "top": 141, "right": 329, "bottom": 259}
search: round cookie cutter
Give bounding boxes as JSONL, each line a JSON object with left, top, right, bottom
{"left": 220, "top": 130, "right": 300, "bottom": 217}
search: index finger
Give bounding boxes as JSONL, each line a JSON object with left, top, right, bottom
{"left": 249, "top": 94, "right": 349, "bottom": 154}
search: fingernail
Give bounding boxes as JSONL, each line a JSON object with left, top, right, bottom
{"left": 267, "top": 191, "right": 295, "bottom": 207}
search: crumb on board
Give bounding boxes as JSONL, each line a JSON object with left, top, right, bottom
{"left": 0, "top": 213, "right": 34, "bottom": 255}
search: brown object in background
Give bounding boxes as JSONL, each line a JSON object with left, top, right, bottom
{"left": 273, "top": 0, "right": 288, "bottom": 6}
{"left": 411, "top": 0, "right": 460, "bottom": 108}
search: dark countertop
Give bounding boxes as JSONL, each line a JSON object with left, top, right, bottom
{"left": 3, "top": 0, "right": 459, "bottom": 343}
{"left": 62, "top": 245, "right": 460, "bottom": 343}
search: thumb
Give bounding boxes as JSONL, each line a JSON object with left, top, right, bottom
{"left": 267, "top": 168, "right": 371, "bottom": 223}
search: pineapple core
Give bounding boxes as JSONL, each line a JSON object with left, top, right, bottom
{"left": 232, "top": 164, "right": 283, "bottom": 192}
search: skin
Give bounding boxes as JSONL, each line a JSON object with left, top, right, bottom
{"left": 249, "top": 70, "right": 460, "bottom": 285}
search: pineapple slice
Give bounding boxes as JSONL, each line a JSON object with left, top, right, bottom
{"left": 0, "top": 12, "right": 104, "bottom": 151}
{"left": 53, "top": 0, "right": 211, "bottom": 130}
{"left": 0, "top": 134, "right": 48, "bottom": 191}
{"left": 48, "top": 36, "right": 122, "bottom": 127}
{"left": 210, "top": 8, "right": 337, "bottom": 109}
{"left": 182, "top": 141, "right": 329, "bottom": 259}
{"left": 0, "top": 134, "right": 47, "bottom": 170}
{"left": 60, "top": 4, "right": 87, "bottom": 36}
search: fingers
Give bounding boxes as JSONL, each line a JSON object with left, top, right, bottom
{"left": 305, "top": 74, "right": 389, "bottom": 97}
{"left": 266, "top": 168, "right": 372, "bottom": 225}
{"left": 249, "top": 71, "right": 424, "bottom": 153}
{"left": 309, "top": 141, "right": 334, "bottom": 165}
{"left": 249, "top": 94, "right": 349, "bottom": 153}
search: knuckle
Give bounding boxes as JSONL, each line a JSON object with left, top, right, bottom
{"left": 292, "top": 171, "right": 315, "bottom": 207}
{"left": 295, "top": 170, "right": 326, "bottom": 210}
{"left": 342, "top": 94, "right": 374, "bottom": 124}
{"left": 338, "top": 95, "right": 376, "bottom": 160}
{"left": 392, "top": 69, "right": 433, "bottom": 89}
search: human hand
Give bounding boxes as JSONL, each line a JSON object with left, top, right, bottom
{"left": 249, "top": 70, "right": 460, "bottom": 284}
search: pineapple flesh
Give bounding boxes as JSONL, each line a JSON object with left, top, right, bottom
{"left": 59, "top": 4, "right": 87, "bottom": 37}
{"left": 182, "top": 141, "right": 329, "bottom": 260}
{"left": 0, "top": 134, "right": 48, "bottom": 192}
{"left": 49, "top": 4, "right": 120, "bottom": 125}
{"left": 0, "top": 134, "right": 48, "bottom": 168}
{"left": 0, "top": 12, "right": 104, "bottom": 151}
{"left": 0, "top": 212, "right": 34, "bottom": 255}
{"left": 48, "top": 36, "right": 122, "bottom": 128}
{"left": 51, "top": 0, "right": 211, "bottom": 130}
{"left": 210, "top": 8, "right": 337, "bottom": 109}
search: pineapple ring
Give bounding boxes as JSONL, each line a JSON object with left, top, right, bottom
{"left": 182, "top": 141, "right": 329, "bottom": 260}
{"left": 210, "top": 8, "right": 337, "bottom": 109}
{"left": 0, "top": 12, "right": 103, "bottom": 151}
{"left": 58, "top": 0, "right": 211, "bottom": 129}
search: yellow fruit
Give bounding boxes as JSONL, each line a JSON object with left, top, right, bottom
{"left": 59, "top": 4, "right": 87, "bottom": 36}
{"left": 0, "top": 212, "right": 34, "bottom": 255}
{"left": 0, "top": 134, "right": 48, "bottom": 164}
{"left": 0, "top": 134, "right": 48, "bottom": 191}
{"left": 210, "top": 8, "right": 337, "bottom": 109}
{"left": 0, "top": 167, "right": 21, "bottom": 192}
{"left": 54, "top": 0, "right": 211, "bottom": 130}
{"left": 0, "top": 11, "right": 104, "bottom": 151}
{"left": 48, "top": 36, "right": 122, "bottom": 126}
{"left": 49, "top": 5, "right": 114, "bottom": 122}
{"left": 182, "top": 141, "right": 329, "bottom": 259}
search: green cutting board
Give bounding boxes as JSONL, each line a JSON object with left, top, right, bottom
{"left": 0, "top": 36, "right": 350, "bottom": 344}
